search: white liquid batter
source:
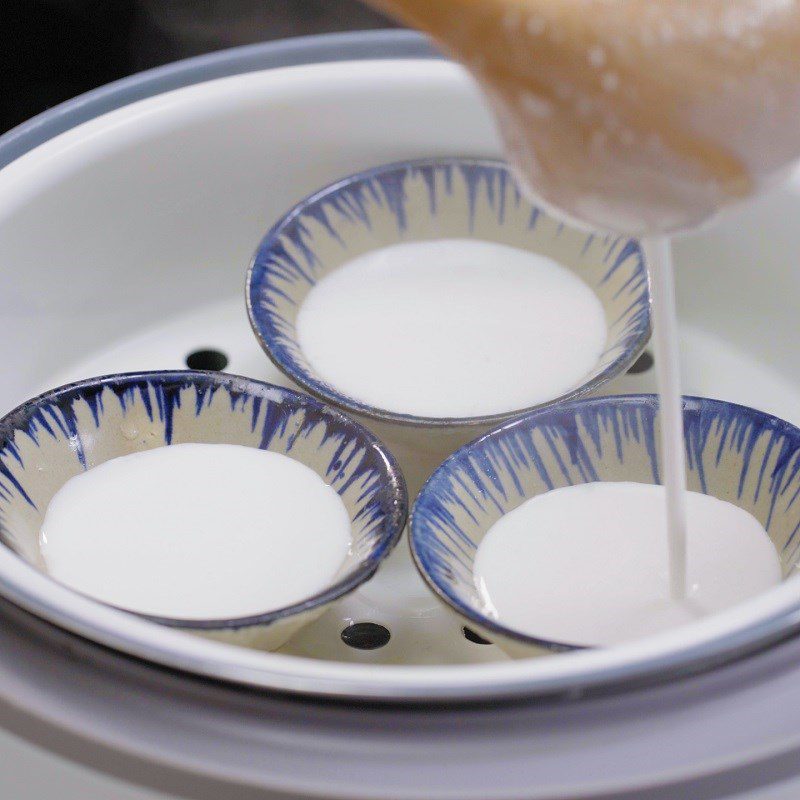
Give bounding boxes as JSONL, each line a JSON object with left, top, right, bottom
{"left": 40, "top": 444, "right": 352, "bottom": 619}
{"left": 474, "top": 482, "right": 781, "bottom": 646}
{"left": 296, "top": 239, "right": 607, "bottom": 418}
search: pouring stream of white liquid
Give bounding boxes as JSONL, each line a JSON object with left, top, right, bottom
{"left": 643, "top": 237, "right": 687, "bottom": 598}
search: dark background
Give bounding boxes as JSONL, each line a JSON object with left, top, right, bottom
{"left": 0, "top": 0, "right": 396, "bottom": 134}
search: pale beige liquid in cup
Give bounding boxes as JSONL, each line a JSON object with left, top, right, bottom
{"left": 41, "top": 444, "right": 352, "bottom": 619}
{"left": 296, "top": 239, "right": 607, "bottom": 417}
{"left": 474, "top": 483, "right": 781, "bottom": 646}
{"left": 364, "top": 0, "right": 800, "bottom": 608}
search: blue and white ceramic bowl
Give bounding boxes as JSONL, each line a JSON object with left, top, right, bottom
{"left": 0, "top": 371, "right": 407, "bottom": 651}
{"left": 247, "top": 157, "right": 651, "bottom": 433}
{"left": 411, "top": 395, "right": 800, "bottom": 657}
{"left": 246, "top": 158, "right": 652, "bottom": 497}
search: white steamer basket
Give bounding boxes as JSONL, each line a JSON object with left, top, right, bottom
{"left": 2, "top": 34, "right": 800, "bottom": 704}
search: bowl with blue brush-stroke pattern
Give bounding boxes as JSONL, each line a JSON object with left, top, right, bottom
{"left": 247, "top": 157, "right": 652, "bottom": 496}
{"left": 410, "top": 394, "right": 800, "bottom": 658}
{"left": 0, "top": 371, "right": 407, "bottom": 651}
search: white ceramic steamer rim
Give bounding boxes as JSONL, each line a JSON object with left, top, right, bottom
{"left": 1, "top": 58, "right": 800, "bottom": 700}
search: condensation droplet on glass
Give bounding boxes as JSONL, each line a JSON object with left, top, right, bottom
{"left": 587, "top": 45, "right": 606, "bottom": 68}
{"left": 526, "top": 14, "right": 545, "bottom": 35}
{"left": 521, "top": 92, "right": 554, "bottom": 119}
{"left": 601, "top": 72, "right": 620, "bottom": 92}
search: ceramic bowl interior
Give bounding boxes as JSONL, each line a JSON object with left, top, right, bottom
{"left": 0, "top": 371, "right": 407, "bottom": 641}
{"left": 411, "top": 395, "right": 800, "bottom": 654}
{"left": 247, "top": 158, "right": 652, "bottom": 428}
